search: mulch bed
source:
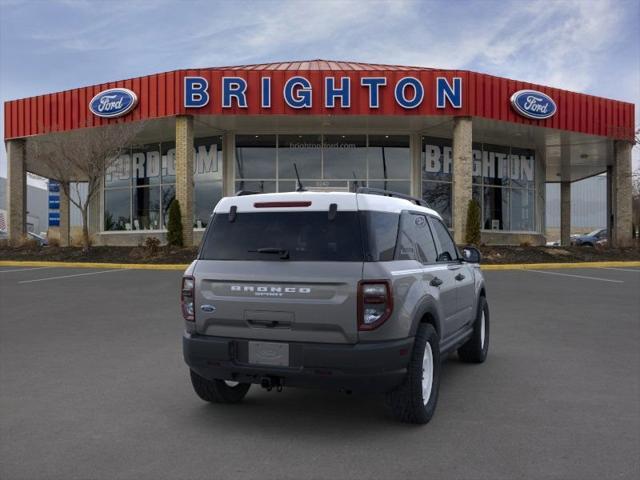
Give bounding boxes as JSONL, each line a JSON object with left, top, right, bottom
{"left": 1, "top": 244, "right": 638, "bottom": 265}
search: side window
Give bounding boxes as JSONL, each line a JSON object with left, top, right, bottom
{"left": 429, "top": 217, "right": 458, "bottom": 262}
{"left": 395, "top": 212, "right": 438, "bottom": 263}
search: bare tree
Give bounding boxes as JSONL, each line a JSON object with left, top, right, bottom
{"left": 27, "top": 121, "right": 144, "bottom": 250}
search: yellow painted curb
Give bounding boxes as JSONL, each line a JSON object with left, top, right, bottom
{"left": 0, "top": 260, "right": 189, "bottom": 270}
{"left": 481, "top": 261, "right": 640, "bottom": 270}
{"left": 1, "top": 260, "right": 638, "bottom": 271}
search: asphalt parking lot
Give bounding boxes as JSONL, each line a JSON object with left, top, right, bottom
{"left": 1, "top": 265, "right": 639, "bottom": 480}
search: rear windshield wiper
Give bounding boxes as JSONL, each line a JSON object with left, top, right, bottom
{"left": 248, "top": 247, "right": 290, "bottom": 260}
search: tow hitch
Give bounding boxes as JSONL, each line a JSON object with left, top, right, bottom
{"left": 260, "top": 376, "right": 284, "bottom": 392}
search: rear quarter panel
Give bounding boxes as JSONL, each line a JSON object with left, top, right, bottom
{"left": 359, "top": 260, "right": 429, "bottom": 342}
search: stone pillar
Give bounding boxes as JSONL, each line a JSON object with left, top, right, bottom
{"left": 611, "top": 141, "right": 633, "bottom": 247}
{"left": 222, "top": 133, "right": 235, "bottom": 197}
{"left": 59, "top": 182, "right": 70, "bottom": 247}
{"left": 606, "top": 165, "right": 613, "bottom": 244}
{"left": 175, "top": 115, "right": 194, "bottom": 246}
{"left": 560, "top": 181, "right": 571, "bottom": 246}
{"left": 410, "top": 133, "right": 422, "bottom": 198}
{"left": 452, "top": 117, "right": 473, "bottom": 244}
{"left": 6, "top": 139, "right": 27, "bottom": 244}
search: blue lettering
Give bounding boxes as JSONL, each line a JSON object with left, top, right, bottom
{"left": 261, "top": 77, "right": 271, "bottom": 108}
{"left": 184, "top": 77, "right": 209, "bottom": 108}
{"left": 436, "top": 77, "right": 462, "bottom": 108}
{"left": 222, "top": 77, "right": 248, "bottom": 108}
{"left": 360, "top": 77, "right": 387, "bottom": 108}
{"left": 325, "top": 77, "right": 350, "bottom": 108}
{"left": 394, "top": 77, "right": 424, "bottom": 109}
{"left": 283, "top": 76, "right": 312, "bottom": 109}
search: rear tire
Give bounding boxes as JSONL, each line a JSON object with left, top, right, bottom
{"left": 189, "top": 370, "right": 251, "bottom": 404}
{"left": 458, "top": 296, "right": 489, "bottom": 363}
{"left": 386, "top": 323, "right": 440, "bottom": 424}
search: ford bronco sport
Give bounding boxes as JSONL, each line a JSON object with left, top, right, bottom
{"left": 182, "top": 188, "right": 489, "bottom": 424}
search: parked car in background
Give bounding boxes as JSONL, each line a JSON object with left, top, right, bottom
{"left": 572, "top": 229, "right": 607, "bottom": 247}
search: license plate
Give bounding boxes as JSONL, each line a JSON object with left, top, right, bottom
{"left": 248, "top": 341, "right": 290, "bottom": 367}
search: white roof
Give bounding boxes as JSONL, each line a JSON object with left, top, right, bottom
{"left": 213, "top": 191, "right": 442, "bottom": 219}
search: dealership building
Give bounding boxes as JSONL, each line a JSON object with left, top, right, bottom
{"left": 3, "top": 60, "right": 635, "bottom": 246}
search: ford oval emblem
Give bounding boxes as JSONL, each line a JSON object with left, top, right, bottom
{"left": 200, "top": 304, "right": 216, "bottom": 313}
{"left": 89, "top": 88, "right": 138, "bottom": 118}
{"left": 510, "top": 89, "right": 556, "bottom": 120}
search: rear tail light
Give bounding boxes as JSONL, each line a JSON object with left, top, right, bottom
{"left": 358, "top": 280, "right": 393, "bottom": 331}
{"left": 181, "top": 276, "right": 195, "bottom": 321}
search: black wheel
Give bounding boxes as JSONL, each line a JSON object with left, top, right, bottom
{"left": 458, "top": 296, "right": 489, "bottom": 363}
{"left": 386, "top": 323, "right": 440, "bottom": 424}
{"left": 189, "top": 370, "right": 251, "bottom": 404}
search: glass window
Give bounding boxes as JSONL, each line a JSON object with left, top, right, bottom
{"left": 161, "top": 185, "right": 175, "bottom": 228}
{"left": 161, "top": 142, "right": 176, "bottom": 184}
{"left": 278, "top": 134, "right": 322, "bottom": 179}
{"left": 235, "top": 180, "right": 276, "bottom": 194}
{"left": 482, "top": 144, "right": 510, "bottom": 187}
{"left": 323, "top": 135, "right": 367, "bottom": 179}
{"left": 200, "top": 212, "right": 364, "bottom": 262}
{"left": 367, "top": 180, "right": 411, "bottom": 195}
{"left": 510, "top": 189, "right": 535, "bottom": 231}
{"left": 132, "top": 143, "right": 161, "bottom": 187}
{"left": 510, "top": 147, "right": 535, "bottom": 189}
{"left": 368, "top": 135, "right": 410, "bottom": 179}
{"left": 195, "top": 181, "right": 222, "bottom": 228}
{"left": 105, "top": 153, "right": 131, "bottom": 188}
{"left": 396, "top": 213, "right": 438, "bottom": 263}
{"left": 235, "top": 135, "right": 276, "bottom": 179}
{"left": 104, "top": 188, "right": 131, "bottom": 231}
{"left": 361, "top": 211, "right": 399, "bottom": 261}
{"left": 422, "top": 137, "right": 452, "bottom": 182}
{"left": 422, "top": 182, "right": 452, "bottom": 227}
{"left": 279, "top": 179, "right": 356, "bottom": 192}
{"left": 484, "top": 186, "right": 509, "bottom": 230}
{"left": 429, "top": 217, "right": 458, "bottom": 262}
{"left": 132, "top": 186, "right": 160, "bottom": 230}
{"left": 194, "top": 136, "right": 222, "bottom": 182}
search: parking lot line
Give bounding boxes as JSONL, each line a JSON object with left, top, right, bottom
{"left": 527, "top": 269, "right": 624, "bottom": 283}
{"left": 0, "top": 266, "right": 55, "bottom": 274}
{"left": 599, "top": 267, "right": 640, "bottom": 273}
{"left": 18, "top": 269, "right": 126, "bottom": 284}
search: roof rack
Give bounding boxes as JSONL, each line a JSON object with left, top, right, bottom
{"left": 356, "top": 187, "right": 430, "bottom": 208}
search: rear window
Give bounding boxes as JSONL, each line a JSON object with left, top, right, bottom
{"left": 200, "top": 211, "right": 364, "bottom": 261}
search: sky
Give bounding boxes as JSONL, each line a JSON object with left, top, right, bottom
{"left": 0, "top": 0, "right": 638, "bottom": 182}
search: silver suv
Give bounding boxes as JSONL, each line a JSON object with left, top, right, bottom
{"left": 182, "top": 188, "right": 489, "bottom": 424}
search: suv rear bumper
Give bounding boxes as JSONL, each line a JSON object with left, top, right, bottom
{"left": 183, "top": 333, "right": 414, "bottom": 393}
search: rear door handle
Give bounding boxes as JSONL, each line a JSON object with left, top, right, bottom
{"left": 430, "top": 277, "right": 443, "bottom": 287}
{"left": 455, "top": 273, "right": 465, "bottom": 281}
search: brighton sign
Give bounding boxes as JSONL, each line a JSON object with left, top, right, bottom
{"left": 183, "top": 75, "right": 463, "bottom": 110}
{"left": 510, "top": 89, "right": 557, "bottom": 120}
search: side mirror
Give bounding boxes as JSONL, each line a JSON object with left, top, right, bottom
{"left": 462, "top": 246, "right": 481, "bottom": 264}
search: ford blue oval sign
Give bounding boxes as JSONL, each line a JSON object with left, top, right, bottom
{"left": 89, "top": 88, "right": 138, "bottom": 118}
{"left": 510, "top": 89, "right": 556, "bottom": 120}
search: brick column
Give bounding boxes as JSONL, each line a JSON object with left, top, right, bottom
{"left": 6, "top": 139, "right": 27, "bottom": 244}
{"left": 175, "top": 116, "right": 194, "bottom": 246}
{"left": 611, "top": 141, "right": 633, "bottom": 247}
{"left": 410, "top": 133, "right": 422, "bottom": 198}
{"left": 452, "top": 117, "right": 472, "bottom": 244}
{"left": 222, "top": 133, "right": 235, "bottom": 197}
{"left": 59, "top": 182, "right": 71, "bottom": 246}
{"left": 560, "top": 181, "right": 571, "bottom": 246}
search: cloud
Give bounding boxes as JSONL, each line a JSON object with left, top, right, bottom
{"left": 1, "top": 0, "right": 638, "bottom": 175}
